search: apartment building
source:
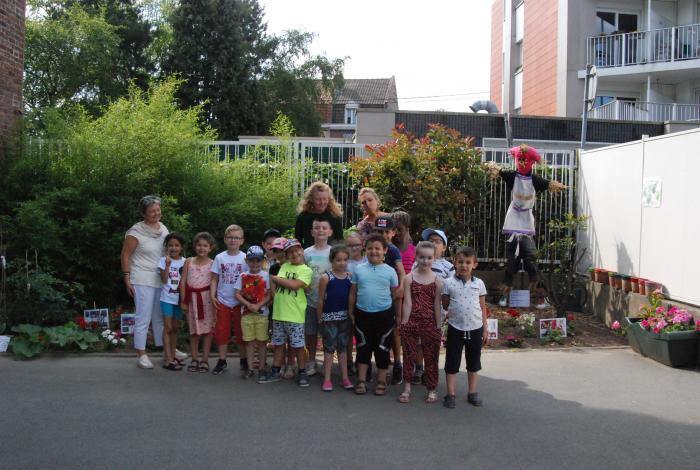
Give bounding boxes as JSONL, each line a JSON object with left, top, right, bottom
{"left": 491, "top": 0, "right": 700, "bottom": 122}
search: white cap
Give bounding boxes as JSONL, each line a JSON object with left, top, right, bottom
{"left": 421, "top": 228, "right": 447, "bottom": 246}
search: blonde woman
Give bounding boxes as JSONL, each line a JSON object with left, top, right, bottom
{"left": 356, "top": 187, "right": 387, "bottom": 241}
{"left": 294, "top": 181, "right": 343, "bottom": 248}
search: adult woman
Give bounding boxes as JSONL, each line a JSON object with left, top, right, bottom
{"left": 356, "top": 187, "right": 387, "bottom": 241}
{"left": 294, "top": 181, "right": 344, "bottom": 248}
{"left": 121, "top": 195, "right": 170, "bottom": 369}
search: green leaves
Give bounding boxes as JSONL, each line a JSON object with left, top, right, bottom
{"left": 10, "top": 322, "right": 100, "bottom": 359}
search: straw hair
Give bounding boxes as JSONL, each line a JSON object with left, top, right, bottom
{"left": 297, "top": 181, "right": 342, "bottom": 217}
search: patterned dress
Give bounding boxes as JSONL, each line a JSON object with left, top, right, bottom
{"left": 185, "top": 259, "right": 215, "bottom": 335}
{"left": 400, "top": 278, "right": 442, "bottom": 390}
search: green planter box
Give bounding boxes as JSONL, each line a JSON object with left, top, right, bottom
{"left": 625, "top": 317, "right": 698, "bottom": 368}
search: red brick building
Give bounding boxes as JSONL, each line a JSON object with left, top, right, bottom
{"left": 0, "top": 0, "right": 25, "bottom": 144}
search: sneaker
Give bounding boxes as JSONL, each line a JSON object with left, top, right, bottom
{"left": 258, "top": 369, "right": 281, "bottom": 383}
{"left": 256, "top": 369, "right": 268, "bottom": 383}
{"left": 390, "top": 365, "right": 403, "bottom": 385}
{"left": 535, "top": 299, "right": 551, "bottom": 310}
{"left": 443, "top": 394, "right": 456, "bottom": 409}
{"left": 306, "top": 361, "right": 318, "bottom": 377}
{"left": 467, "top": 393, "right": 483, "bottom": 407}
{"left": 322, "top": 379, "right": 333, "bottom": 392}
{"left": 342, "top": 378, "right": 354, "bottom": 390}
{"left": 412, "top": 367, "right": 424, "bottom": 386}
{"left": 174, "top": 349, "right": 188, "bottom": 361}
{"left": 282, "top": 364, "right": 295, "bottom": 380}
{"left": 297, "top": 371, "right": 310, "bottom": 387}
{"left": 137, "top": 355, "right": 154, "bottom": 369}
{"left": 498, "top": 295, "right": 508, "bottom": 307}
{"left": 211, "top": 359, "right": 227, "bottom": 375}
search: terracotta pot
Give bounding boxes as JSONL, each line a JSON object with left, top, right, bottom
{"left": 638, "top": 279, "right": 647, "bottom": 296}
{"left": 594, "top": 269, "right": 608, "bottom": 284}
{"left": 620, "top": 275, "right": 632, "bottom": 292}
{"left": 588, "top": 267, "right": 595, "bottom": 281}
{"left": 608, "top": 272, "right": 618, "bottom": 289}
{"left": 630, "top": 277, "right": 639, "bottom": 293}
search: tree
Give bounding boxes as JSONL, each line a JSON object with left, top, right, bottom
{"left": 166, "top": 0, "right": 270, "bottom": 138}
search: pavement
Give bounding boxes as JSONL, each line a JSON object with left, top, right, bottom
{"left": 1, "top": 347, "right": 698, "bottom": 470}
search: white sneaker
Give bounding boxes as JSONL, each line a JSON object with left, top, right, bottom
{"left": 174, "top": 349, "right": 188, "bottom": 361}
{"left": 137, "top": 355, "right": 154, "bottom": 369}
{"left": 306, "top": 361, "right": 317, "bottom": 377}
{"left": 535, "top": 300, "right": 551, "bottom": 310}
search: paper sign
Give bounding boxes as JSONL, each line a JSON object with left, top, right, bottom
{"left": 539, "top": 318, "right": 567, "bottom": 338}
{"left": 642, "top": 178, "right": 662, "bottom": 208}
{"left": 83, "top": 308, "right": 110, "bottom": 328}
{"left": 509, "top": 290, "right": 530, "bottom": 308}
{"left": 487, "top": 318, "right": 498, "bottom": 340}
{"left": 120, "top": 313, "right": 136, "bottom": 335}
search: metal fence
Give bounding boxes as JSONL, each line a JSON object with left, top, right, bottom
{"left": 206, "top": 139, "right": 576, "bottom": 263}
{"left": 589, "top": 100, "right": 700, "bottom": 122}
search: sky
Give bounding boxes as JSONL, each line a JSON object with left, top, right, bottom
{"left": 260, "top": 0, "right": 493, "bottom": 112}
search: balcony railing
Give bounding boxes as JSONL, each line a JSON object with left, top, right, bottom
{"left": 588, "top": 100, "right": 700, "bottom": 121}
{"left": 587, "top": 23, "right": 700, "bottom": 67}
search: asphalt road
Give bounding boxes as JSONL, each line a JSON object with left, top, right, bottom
{"left": 1, "top": 348, "right": 698, "bottom": 469}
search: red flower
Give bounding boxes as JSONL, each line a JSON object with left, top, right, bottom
{"left": 507, "top": 309, "right": 520, "bottom": 318}
{"left": 75, "top": 316, "right": 87, "bottom": 329}
{"left": 567, "top": 313, "right": 576, "bottom": 322}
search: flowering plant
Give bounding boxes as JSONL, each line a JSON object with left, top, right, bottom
{"left": 100, "top": 329, "right": 127, "bottom": 348}
{"left": 637, "top": 290, "right": 695, "bottom": 334}
{"left": 516, "top": 312, "right": 537, "bottom": 337}
{"left": 505, "top": 335, "right": 523, "bottom": 348}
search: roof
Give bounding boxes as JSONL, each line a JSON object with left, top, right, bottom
{"left": 327, "top": 77, "right": 398, "bottom": 105}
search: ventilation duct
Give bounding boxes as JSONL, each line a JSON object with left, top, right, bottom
{"left": 469, "top": 100, "right": 499, "bottom": 113}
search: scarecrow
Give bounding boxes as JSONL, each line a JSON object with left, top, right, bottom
{"left": 485, "top": 145, "right": 567, "bottom": 308}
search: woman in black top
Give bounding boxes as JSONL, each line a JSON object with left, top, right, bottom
{"left": 294, "top": 181, "right": 344, "bottom": 248}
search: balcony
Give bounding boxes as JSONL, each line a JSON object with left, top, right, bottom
{"left": 587, "top": 24, "right": 700, "bottom": 68}
{"left": 588, "top": 100, "right": 700, "bottom": 122}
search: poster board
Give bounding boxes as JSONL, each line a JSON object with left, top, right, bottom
{"left": 120, "top": 313, "right": 135, "bottom": 335}
{"left": 509, "top": 290, "right": 530, "bottom": 308}
{"left": 83, "top": 308, "right": 109, "bottom": 328}
{"left": 539, "top": 318, "right": 567, "bottom": 338}
{"left": 487, "top": 318, "right": 498, "bottom": 340}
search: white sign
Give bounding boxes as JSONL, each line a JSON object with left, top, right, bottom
{"left": 539, "top": 318, "right": 567, "bottom": 338}
{"left": 487, "top": 318, "right": 498, "bottom": 340}
{"left": 509, "top": 290, "right": 530, "bottom": 308}
{"left": 120, "top": 313, "right": 135, "bottom": 335}
{"left": 84, "top": 308, "right": 109, "bottom": 328}
{"left": 642, "top": 178, "right": 662, "bottom": 208}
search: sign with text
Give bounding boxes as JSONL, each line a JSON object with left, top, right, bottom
{"left": 83, "top": 308, "right": 109, "bottom": 328}
{"left": 539, "top": 318, "right": 567, "bottom": 338}
{"left": 509, "top": 290, "right": 530, "bottom": 308}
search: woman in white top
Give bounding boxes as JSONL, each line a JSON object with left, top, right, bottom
{"left": 121, "top": 195, "right": 170, "bottom": 369}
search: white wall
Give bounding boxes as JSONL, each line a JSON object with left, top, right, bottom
{"left": 577, "top": 128, "right": 700, "bottom": 305}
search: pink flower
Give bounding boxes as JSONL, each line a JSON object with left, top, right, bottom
{"left": 671, "top": 312, "right": 692, "bottom": 325}
{"left": 668, "top": 306, "right": 679, "bottom": 315}
{"left": 653, "top": 288, "right": 662, "bottom": 294}
{"left": 641, "top": 319, "right": 649, "bottom": 328}
{"left": 655, "top": 306, "right": 666, "bottom": 314}
{"left": 657, "top": 319, "right": 667, "bottom": 330}
{"left": 653, "top": 326, "right": 661, "bottom": 333}
{"left": 611, "top": 321, "right": 621, "bottom": 330}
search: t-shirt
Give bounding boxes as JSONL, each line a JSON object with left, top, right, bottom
{"left": 125, "top": 222, "right": 169, "bottom": 288}
{"left": 211, "top": 251, "right": 247, "bottom": 307}
{"left": 234, "top": 271, "right": 271, "bottom": 315}
{"left": 352, "top": 262, "right": 398, "bottom": 312}
{"left": 399, "top": 243, "right": 416, "bottom": 275}
{"left": 294, "top": 211, "right": 343, "bottom": 248}
{"left": 347, "top": 257, "right": 367, "bottom": 276}
{"left": 304, "top": 245, "right": 332, "bottom": 308}
{"left": 441, "top": 275, "right": 487, "bottom": 331}
{"left": 384, "top": 243, "right": 402, "bottom": 272}
{"left": 272, "top": 262, "right": 313, "bottom": 324}
{"left": 157, "top": 257, "right": 185, "bottom": 305}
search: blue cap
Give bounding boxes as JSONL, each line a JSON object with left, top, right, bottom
{"left": 421, "top": 228, "right": 447, "bottom": 246}
{"left": 246, "top": 245, "right": 265, "bottom": 260}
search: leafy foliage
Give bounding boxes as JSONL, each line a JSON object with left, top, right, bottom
{"left": 350, "top": 124, "right": 488, "bottom": 248}
{"left": 10, "top": 322, "right": 99, "bottom": 359}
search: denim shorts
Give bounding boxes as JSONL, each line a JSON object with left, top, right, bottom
{"left": 160, "top": 301, "right": 183, "bottom": 320}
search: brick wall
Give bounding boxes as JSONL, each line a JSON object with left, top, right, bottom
{"left": 490, "top": 0, "right": 504, "bottom": 112}
{"left": 521, "top": 0, "right": 558, "bottom": 116}
{"left": 0, "top": 0, "right": 25, "bottom": 143}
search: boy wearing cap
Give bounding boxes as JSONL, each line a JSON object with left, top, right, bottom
{"left": 234, "top": 246, "right": 271, "bottom": 380}
{"left": 373, "top": 215, "right": 406, "bottom": 385}
{"left": 421, "top": 228, "right": 455, "bottom": 279}
{"left": 259, "top": 239, "right": 313, "bottom": 387}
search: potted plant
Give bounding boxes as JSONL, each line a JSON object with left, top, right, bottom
{"left": 625, "top": 290, "right": 698, "bottom": 367}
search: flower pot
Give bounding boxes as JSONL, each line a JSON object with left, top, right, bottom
{"left": 594, "top": 268, "right": 608, "bottom": 284}
{"left": 620, "top": 275, "right": 632, "bottom": 292}
{"left": 609, "top": 273, "right": 621, "bottom": 289}
{"left": 645, "top": 280, "right": 662, "bottom": 294}
{"left": 625, "top": 318, "right": 698, "bottom": 367}
{"left": 608, "top": 271, "right": 617, "bottom": 287}
{"left": 630, "top": 277, "right": 639, "bottom": 293}
{"left": 638, "top": 279, "right": 647, "bottom": 296}
{"left": 588, "top": 267, "right": 595, "bottom": 281}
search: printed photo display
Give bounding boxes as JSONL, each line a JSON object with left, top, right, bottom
{"left": 539, "top": 318, "right": 567, "bottom": 338}
{"left": 83, "top": 308, "right": 109, "bottom": 328}
{"left": 120, "top": 313, "right": 136, "bottom": 335}
{"left": 487, "top": 318, "right": 498, "bottom": 340}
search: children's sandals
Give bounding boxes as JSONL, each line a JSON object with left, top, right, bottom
{"left": 187, "top": 359, "right": 199, "bottom": 372}
{"left": 397, "top": 391, "right": 411, "bottom": 403}
{"left": 425, "top": 390, "right": 439, "bottom": 404}
{"left": 198, "top": 361, "right": 210, "bottom": 373}
{"left": 354, "top": 381, "right": 367, "bottom": 395}
{"left": 163, "top": 361, "right": 183, "bottom": 371}
{"left": 374, "top": 381, "right": 387, "bottom": 396}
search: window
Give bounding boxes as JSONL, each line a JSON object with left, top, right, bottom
{"left": 596, "top": 11, "right": 638, "bottom": 34}
{"left": 344, "top": 103, "right": 358, "bottom": 125}
{"left": 515, "top": 2, "right": 524, "bottom": 43}
{"left": 593, "top": 95, "right": 637, "bottom": 107}
{"left": 514, "top": 69, "right": 523, "bottom": 110}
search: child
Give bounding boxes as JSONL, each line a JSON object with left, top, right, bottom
{"left": 259, "top": 239, "right": 313, "bottom": 387}
{"left": 180, "top": 232, "right": 217, "bottom": 373}
{"left": 345, "top": 231, "right": 367, "bottom": 274}
{"left": 398, "top": 241, "right": 443, "bottom": 403}
{"left": 422, "top": 228, "right": 455, "bottom": 278}
{"left": 261, "top": 228, "right": 281, "bottom": 271}
{"left": 392, "top": 211, "right": 415, "bottom": 275}
{"left": 349, "top": 234, "right": 399, "bottom": 396}
{"left": 373, "top": 215, "right": 406, "bottom": 386}
{"left": 235, "top": 246, "right": 271, "bottom": 381}
{"left": 210, "top": 224, "right": 248, "bottom": 377}
{"left": 316, "top": 244, "right": 354, "bottom": 392}
{"left": 303, "top": 218, "right": 333, "bottom": 376}
{"left": 441, "top": 246, "right": 489, "bottom": 409}
{"left": 158, "top": 232, "right": 187, "bottom": 371}
{"left": 269, "top": 237, "right": 297, "bottom": 380}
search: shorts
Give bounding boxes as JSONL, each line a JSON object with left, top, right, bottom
{"left": 160, "top": 301, "right": 183, "bottom": 320}
{"left": 444, "top": 324, "right": 483, "bottom": 374}
{"left": 320, "top": 318, "right": 353, "bottom": 353}
{"left": 305, "top": 305, "right": 319, "bottom": 336}
{"left": 271, "top": 320, "right": 305, "bottom": 349}
{"left": 214, "top": 304, "right": 243, "bottom": 347}
{"left": 354, "top": 307, "right": 394, "bottom": 370}
{"left": 241, "top": 313, "right": 269, "bottom": 342}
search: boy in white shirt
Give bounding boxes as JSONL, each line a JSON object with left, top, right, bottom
{"left": 210, "top": 224, "right": 248, "bottom": 376}
{"left": 441, "top": 246, "right": 489, "bottom": 409}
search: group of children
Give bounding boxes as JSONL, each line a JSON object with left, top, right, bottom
{"left": 153, "top": 214, "right": 489, "bottom": 408}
